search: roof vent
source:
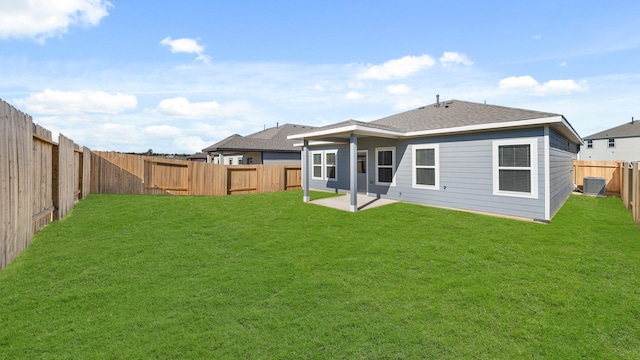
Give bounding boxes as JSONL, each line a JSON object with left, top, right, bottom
{"left": 436, "top": 94, "right": 440, "bottom": 107}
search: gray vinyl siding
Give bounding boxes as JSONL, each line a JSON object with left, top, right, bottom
{"left": 306, "top": 144, "right": 351, "bottom": 192}
{"left": 392, "top": 128, "right": 546, "bottom": 220}
{"left": 548, "top": 128, "right": 579, "bottom": 218}
{"left": 262, "top": 151, "right": 301, "bottom": 165}
{"left": 307, "top": 128, "right": 550, "bottom": 220}
{"left": 549, "top": 128, "right": 580, "bottom": 153}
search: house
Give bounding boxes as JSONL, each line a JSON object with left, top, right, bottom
{"left": 579, "top": 118, "right": 640, "bottom": 161}
{"left": 202, "top": 123, "right": 317, "bottom": 165}
{"left": 186, "top": 152, "right": 208, "bottom": 162}
{"left": 288, "top": 99, "right": 582, "bottom": 222}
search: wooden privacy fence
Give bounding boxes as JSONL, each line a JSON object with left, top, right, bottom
{"left": 92, "top": 151, "right": 302, "bottom": 196}
{"left": 1, "top": 99, "right": 90, "bottom": 270}
{"left": 573, "top": 160, "right": 622, "bottom": 196}
{"left": 621, "top": 162, "right": 640, "bottom": 228}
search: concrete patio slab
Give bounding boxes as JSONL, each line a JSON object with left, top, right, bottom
{"left": 309, "top": 193, "right": 397, "bottom": 212}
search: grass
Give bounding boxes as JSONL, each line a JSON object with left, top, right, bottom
{"left": 0, "top": 191, "right": 639, "bottom": 359}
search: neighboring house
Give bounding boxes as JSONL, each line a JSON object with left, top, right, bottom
{"left": 186, "top": 152, "right": 208, "bottom": 162}
{"left": 289, "top": 99, "right": 582, "bottom": 222}
{"left": 579, "top": 118, "right": 640, "bottom": 161}
{"left": 202, "top": 123, "right": 317, "bottom": 165}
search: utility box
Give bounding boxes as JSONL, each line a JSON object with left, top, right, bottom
{"left": 583, "top": 177, "right": 607, "bottom": 197}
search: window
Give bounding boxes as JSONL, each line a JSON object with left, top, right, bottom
{"left": 587, "top": 139, "right": 593, "bottom": 148}
{"left": 311, "top": 150, "right": 338, "bottom": 181}
{"left": 228, "top": 158, "right": 233, "bottom": 165}
{"left": 311, "top": 152, "right": 323, "bottom": 180}
{"left": 375, "top": 147, "right": 395, "bottom": 185}
{"left": 493, "top": 138, "right": 538, "bottom": 198}
{"left": 608, "top": 138, "right": 615, "bottom": 148}
{"left": 325, "top": 150, "right": 337, "bottom": 180}
{"left": 413, "top": 144, "right": 439, "bottom": 189}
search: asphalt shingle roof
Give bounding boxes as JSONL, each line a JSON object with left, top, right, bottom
{"left": 371, "top": 100, "right": 561, "bottom": 132}
{"left": 202, "top": 123, "right": 317, "bottom": 153}
{"left": 583, "top": 120, "right": 640, "bottom": 140}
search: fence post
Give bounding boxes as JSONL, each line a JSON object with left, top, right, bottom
{"left": 634, "top": 162, "right": 639, "bottom": 227}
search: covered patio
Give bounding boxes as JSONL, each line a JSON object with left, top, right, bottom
{"left": 309, "top": 193, "right": 397, "bottom": 212}
{"left": 288, "top": 120, "right": 403, "bottom": 212}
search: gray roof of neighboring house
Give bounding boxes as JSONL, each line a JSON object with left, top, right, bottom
{"left": 371, "top": 100, "right": 561, "bottom": 132}
{"left": 202, "top": 123, "right": 317, "bottom": 153}
{"left": 583, "top": 120, "right": 640, "bottom": 140}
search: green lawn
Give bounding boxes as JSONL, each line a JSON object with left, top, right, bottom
{"left": 0, "top": 191, "right": 639, "bottom": 359}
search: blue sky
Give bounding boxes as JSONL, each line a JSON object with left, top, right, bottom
{"left": 1, "top": 1, "right": 638, "bottom": 153}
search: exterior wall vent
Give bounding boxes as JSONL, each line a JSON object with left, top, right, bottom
{"left": 583, "top": 177, "right": 607, "bottom": 196}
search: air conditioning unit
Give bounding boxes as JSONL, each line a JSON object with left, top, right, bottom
{"left": 583, "top": 177, "right": 607, "bottom": 196}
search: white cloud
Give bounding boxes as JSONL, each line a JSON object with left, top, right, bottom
{"left": 357, "top": 54, "right": 436, "bottom": 80}
{"left": 172, "top": 136, "right": 209, "bottom": 154}
{"left": 439, "top": 52, "right": 474, "bottom": 68}
{"left": 157, "top": 97, "right": 219, "bottom": 118}
{"left": 144, "top": 125, "right": 183, "bottom": 138}
{"left": 559, "top": 61, "right": 568, "bottom": 67}
{"left": 155, "top": 97, "right": 251, "bottom": 119}
{"left": 345, "top": 91, "right": 364, "bottom": 100}
{"left": 498, "top": 75, "right": 588, "bottom": 95}
{"left": 536, "top": 79, "right": 588, "bottom": 95}
{"left": 0, "top": 0, "right": 111, "bottom": 42}
{"left": 160, "top": 37, "right": 211, "bottom": 63}
{"left": 532, "top": 33, "right": 542, "bottom": 40}
{"left": 16, "top": 88, "right": 137, "bottom": 115}
{"left": 499, "top": 75, "right": 540, "bottom": 90}
{"left": 160, "top": 37, "right": 204, "bottom": 54}
{"left": 387, "top": 84, "right": 412, "bottom": 95}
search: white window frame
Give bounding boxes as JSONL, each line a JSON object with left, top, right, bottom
{"left": 586, "top": 139, "right": 593, "bottom": 149}
{"left": 375, "top": 147, "right": 396, "bottom": 186}
{"left": 608, "top": 138, "right": 615, "bottom": 148}
{"left": 492, "top": 138, "right": 538, "bottom": 199}
{"left": 311, "top": 150, "right": 338, "bottom": 181}
{"left": 325, "top": 150, "right": 338, "bottom": 181}
{"left": 311, "top": 151, "right": 324, "bottom": 180}
{"left": 412, "top": 144, "right": 439, "bottom": 190}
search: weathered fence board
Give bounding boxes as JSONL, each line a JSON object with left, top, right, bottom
{"left": 32, "top": 124, "right": 54, "bottom": 233}
{"left": 0, "top": 100, "right": 33, "bottom": 270}
{"left": 92, "top": 152, "right": 302, "bottom": 197}
{"left": 1, "top": 100, "right": 90, "bottom": 270}
{"left": 188, "top": 162, "right": 227, "bottom": 196}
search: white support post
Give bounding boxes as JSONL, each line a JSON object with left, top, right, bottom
{"left": 350, "top": 133, "right": 358, "bottom": 212}
{"left": 303, "top": 140, "right": 310, "bottom": 202}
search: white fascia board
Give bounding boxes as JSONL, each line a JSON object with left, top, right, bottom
{"left": 287, "top": 125, "right": 403, "bottom": 140}
{"left": 558, "top": 117, "right": 584, "bottom": 145}
{"left": 404, "top": 116, "right": 566, "bottom": 138}
{"left": 292, "top": 140, "right": 343, "bottom": 147}
{"left": 289, "top": 115, "right": 584, "bottom": 144}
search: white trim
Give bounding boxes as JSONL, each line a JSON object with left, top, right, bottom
{"left": 289, "top": 116, "right": 583, "bottom": 146}
{"left": 311, "top": 151, "right": 323, "bottom": 180}
{"left": 412, "top": 144, "right": 440, "bottom": 190}
{"left": 325, "top": 149, "right": 338, "bottom": 181}
{"left": 544, "top": 126, "right": 550, "bottom": 221}
{"left": 311, "top": 149, "right": 338, "bottom": 181}
{"left": 288, "top": 124, "right": 403, "bottom": 140}
{"left": 406, "top": 116, "right": 564, "bottom": 138}
{"left": 375, "top": 147, "right": 396, "bottom": 186}
{"left": 492, "top": 138, "right": 539, "bottom": 199}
